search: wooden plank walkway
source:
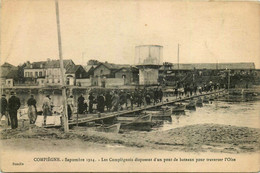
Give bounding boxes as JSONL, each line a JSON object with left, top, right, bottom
{"left": 44, "top": 89, "right": 226, "bottom": 128}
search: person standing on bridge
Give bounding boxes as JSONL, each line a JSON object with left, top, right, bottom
{"left": 77, "top": 94, "right": 85, "bottom": 114}
{"left": 88, "top": 93, "right": 94, "bottom": 113}
{"left": 67, "top": 95, "right": 74, "bottom": 120}
{"left": 128, "top": 92, "right": 134, "bottom": 110}
{"left": 189, "top": 85, "right": 193, "bottom": 96}
{"left": 174, "top": 88, "right": 178, "bottom": 99}
{"left": 97, "top": 93, "right": 105, "bottom": 113}
{"left": 42, "top": 95, "right": 52, "bottom": 125}
{"left": 193, "top": 85, "right": 197, "bottom": 95}
{"left": 0, "top": 94, "right": 10, "bottom": 126}
{"left": 112, "top": 91, "right": 119, "bottom": 111}
{"left": 145, "top": 91, "right": 151, "bottom": 105}
{"left": 153, "top": 88, "right": 158, "bottom": 104}
{"left": 8, "top": 92, "right": 21, "bottom": 129}
{"left": 133, "top": 89, "right": 139, "bottom": 106}
{"left": 105, "top": 91, "right": 112, "bottom": 112}
{"left": 137, "top": 90, "right": 143, "bottom": 107}
{"left": 198, "top": 86, "right": 202, "bottom": 94}
{"left": 27, "top": 94, "right": 37, "bottom": 124}
{"left": 158, "top": 88, "right": 163, "bottom": 102}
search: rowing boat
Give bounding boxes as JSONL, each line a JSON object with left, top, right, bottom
{"left": 196, "top": 98, "right": 203, "bottom": 107}
{"left": 186, "top": 100, "right": 196, "bottom": 110}
{"left": 95, "top": 123, "right": 121, "bottom": 133}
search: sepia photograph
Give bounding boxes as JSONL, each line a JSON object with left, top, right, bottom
{"left": 0, "top": 0, "right": 260, "bottom": 172}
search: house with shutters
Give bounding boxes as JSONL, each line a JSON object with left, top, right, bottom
{"left": 23, "top": 59, "right": 75, "bottom": 85}
{"left": 45, "top": 59, "right": 75, "bottom": 85}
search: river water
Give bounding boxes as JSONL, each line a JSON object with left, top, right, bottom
{"left": 160, "top": 97, "right": 260, "bottom": 130}
{"left": 13, "top": 92, "right": 260, "bottom": 129}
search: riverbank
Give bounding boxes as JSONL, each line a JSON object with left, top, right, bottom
{"left": 1, "top": 123, "right": 259, "bottom": 154}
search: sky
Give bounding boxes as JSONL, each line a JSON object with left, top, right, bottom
{"left": 1, "top": 0, "right": 260, "bottom": 68}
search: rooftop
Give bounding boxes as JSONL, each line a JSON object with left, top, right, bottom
{"left": 160, "top": 62, "right": 255, "bottom": 70}
{"left": 24, "top": 59, "right": 75, "bottom": 69}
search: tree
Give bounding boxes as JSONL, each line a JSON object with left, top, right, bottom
{"left": 17, "top": 61, "right": 29, "bottom": 83}
{"left": 87, "top": 59, "right": 101, "bottom": 65}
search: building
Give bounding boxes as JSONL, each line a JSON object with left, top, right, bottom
{"left": 44, "top": 59, "right": 75, "bottom": 85}
{"left": 0, "top": 63, "right": 17, "bottom": 87}
{"left": 159, "top": 62, "right": 256, "bottom": 87}
{"left": 5, "top": 69, "right": 19, "bottom": 87}
{"left": 114, "top": 66, "right": 139, "bottom": 85}
{"left": 83, "top": 64, "right": 97, "bottom": 78}
{"left": 93, "top": 62, "right": 130, "bottom": 78}
{"left": 23, "top": 59, "right": 76, "bottom": 85}
{"left": 135, "top": 45, "right": 163, "bottom": 85}
{"left": 65, "top": 65, "right": 88, "bottom": 86}
{"left": 160, "top": 62, "right": 255, "bottom": 76}
{"left": 92, "top": 62, "right": 137, "bottom": 87}
{"left": 24, "top": 61, "right": 47, "bottom": 85}
{"left": 24, "top": 61, "right": 47, "bottom": 78}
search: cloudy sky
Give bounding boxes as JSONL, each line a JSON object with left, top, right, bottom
{"left": 1, "top": 0, "right": 260, "bottom": 68}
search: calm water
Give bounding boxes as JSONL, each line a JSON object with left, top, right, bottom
{"left": 160, "top": 98, "right": 260, "bottom": 130}
{"left": 13, "top": 92, "right": 260, "bottom": 129}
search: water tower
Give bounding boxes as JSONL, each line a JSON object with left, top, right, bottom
{"left": 135, "top": 45, "right": 163, "bottom": 85}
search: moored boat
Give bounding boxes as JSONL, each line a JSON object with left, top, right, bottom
{"left": 144, "top": 107, "right": 172, "bottom": 122}
{"left": 171, "top": 103, "right": 186, "bottom": 113}
{"left": 203, "top": 96, "right": 209, "bottom": 103}
{"left": 196, "top": 98, "right": 203, "bottom": 107}
{"left": 95, "top": 123, "right": 121, "bottom": 133}
{"left": 209, "top": 95, "right": 215, "bottom": 101}
{"left": 186, "top": 100, "right": 196, "bottom": 110}
{"left": 117, "top": 114, "right": 163, "bottom": 131}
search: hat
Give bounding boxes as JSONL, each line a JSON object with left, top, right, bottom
{"left": 2, "top": 94, "right": 6, "bottom": 97}
{"left": 10, "top": 91, "right": 15, "bottom": 95}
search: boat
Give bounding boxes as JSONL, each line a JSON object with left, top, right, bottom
{"left": 203, "top": 96, "right": 209, "bottom": 103}
{"left": 196, "top": 98, "right": 203, "bottom": 107}
{"left": 95, "top": 123, "right": 121, "bottom": 133}
{"left": 143, "top": 107, "right": 172, "bottom": 122}
{"left": 186, "top": 100, "right": 196, "bottom": 110}
{"left": 117, "top": 114, "right": 163, "bottom": 131}
{"left": 209, "top": 95, "right": 215, "bottom": 101}
{"left": 171, "top": 103, "right": 186, "bottom": 113}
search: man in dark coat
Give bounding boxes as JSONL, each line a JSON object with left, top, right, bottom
{"left": 0, "top": 94, "right": 10, "bottom": 125}
{"left": 158, "top": 89, "right": 163, "bottom": 102}
{"left": 8, "top": 92, "right": 21, "bottom": 129}
{"left": 105, "top": 91, "right": 112, "bottom": 111}
{"left": 88, "top": 93, "right": 94, "bottom": 113}
{"left": 77, "top": 94, "right": 85, "bottom": 114}
{"left": 153, "top": 88, "right": 158, "bottom": 104}
{"left": 97, "top": 94, "right": 105, "bottom": 113}
{"left": 27, "top": 94, "right": 37, "bottom": 124}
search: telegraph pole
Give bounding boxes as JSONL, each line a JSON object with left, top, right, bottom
{"left": 177, "top": 44, "right": 180, "bottom": 70}
{"left": 227, "top": 69, "right": 230, "bottom": 91}
{"left": 55, "top": 0, "right": 69, "bottom": 132}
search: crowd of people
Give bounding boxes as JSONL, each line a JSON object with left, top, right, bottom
{"left": 167, "top": 82, "right": 221, "bottom": 99}
{"left": 0, "top": 82, "right": 220, "bottom": 128}
{"left": 0, "top": 92, "right": 21, "bottom": 129}
{"left": 74, "top": 88, "right": 164, "bottom": 115}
